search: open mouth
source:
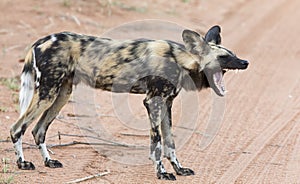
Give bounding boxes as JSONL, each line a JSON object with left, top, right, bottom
{"left": 203, "top": 59, "right": 248, "bottom": 96}
{"left": 213, "top": 70, "right": 226, "bottom": 96}
{"left": 204, "top": 68, "right": 226, "bottom": 96}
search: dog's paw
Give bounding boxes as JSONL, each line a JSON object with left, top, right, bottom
{"left": 171, "top": 161, "right": 195, "bottom": 176}
{"left": 17, "top": 160, "right": 35, "bottom": 170}
{"left": 157, "top": 172, "right": 176, "bottom": 180}
{"left": 45, "top": 159, "right": 63, "bottom": 168}
{"left": 175, "top": 167, "right": 195, "bottom": 176}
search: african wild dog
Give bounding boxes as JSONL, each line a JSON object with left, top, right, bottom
{"left": 10, "top": 25, "right": 248, "bottom": 180}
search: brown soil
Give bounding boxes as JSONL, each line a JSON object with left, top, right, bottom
{"left": 1, "top": 0, "right": 300, "bottom": 183}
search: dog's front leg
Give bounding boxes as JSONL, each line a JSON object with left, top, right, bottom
{"left": 162, "top": 98, "right": 195, "bottom": 176}
{"left": 144, "top": 95, "right": 176, "bottom": 180}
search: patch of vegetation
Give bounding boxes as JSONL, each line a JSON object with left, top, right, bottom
{"left": 0, "top": 158, "right": 15, "bottom": 184}
{"left": 0, "top": 77, "right": 20, "bottom": 92}
{"left": 11, "top": 93, "right": 19, "bottom": 104}
{"left": 62, "top": 0, "right": 71, "bottom": 7}
{"left": 13, "top": 104, "right": 20, "bottom": 114}
{"left": 0, "top": 77, "right": 20, "bottom": 110}
{"left": 2, "top": 45, "right": 7, "bottom": 57}
{"left": 0, "top": 106, "right": 8, "bottom": 112}
{"left": 113, "top": 1, "right": 148, "bottom": 13}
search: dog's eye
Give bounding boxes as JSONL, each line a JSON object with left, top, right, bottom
{"left": 218, "top": 55, "right": 231, "bottom": 62}
{"left": 219, "top": 55, "right": 230, "bottom": 59}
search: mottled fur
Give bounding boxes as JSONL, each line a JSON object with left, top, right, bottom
{"left": 10, "top": 25, "right": 248, "bottom": 180}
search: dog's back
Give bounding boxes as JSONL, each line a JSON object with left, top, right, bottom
{"left": 26, "top": 32, "right": 196, "bottom": 94}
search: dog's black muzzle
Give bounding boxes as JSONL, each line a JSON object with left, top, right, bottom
{"left": 221, "top": 57, "right": 249, "bottom": 70}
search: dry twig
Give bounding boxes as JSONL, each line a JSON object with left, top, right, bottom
{"left": 120, "top": 133, "right": 148, "bottom": 137}
{"left": 65, "top": 170, "right": 110, "bottom": 184}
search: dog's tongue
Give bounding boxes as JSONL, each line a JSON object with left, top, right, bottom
{"left": 213, "top": 71, "right": 225, "bottom": 96}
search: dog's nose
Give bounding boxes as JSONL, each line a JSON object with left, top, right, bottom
{"left": 240, "top": 59, "right": 249, "bottom": 67}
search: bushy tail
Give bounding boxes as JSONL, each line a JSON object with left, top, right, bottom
{"left": 19, "top": 48, "right": 35, "bottom": 117}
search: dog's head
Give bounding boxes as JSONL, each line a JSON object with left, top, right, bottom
{"left": 182, "top": 25, "right": 249, "bottom": 96}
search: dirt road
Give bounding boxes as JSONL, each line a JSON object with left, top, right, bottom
{"left": 0, "top": 0, "right": 299, "bottom": 183}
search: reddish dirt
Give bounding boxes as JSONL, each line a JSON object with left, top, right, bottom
{"left": 1, "top": 0, "right": 300, "bottom": 183}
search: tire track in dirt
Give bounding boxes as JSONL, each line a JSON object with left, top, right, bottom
{"left": 222, "top": 0, "right": 287, "bottom": 48}
{"left": 284, "top": 80, "right": 300, "bottom": 182}
{"left": 182, "top": 0, "right": 293, "bottom": 179}
{"left": 285, "top": 126, "right": 300, "bottom": 183}
{"left": 212, "top": 0, "right": 290, "bottom": 142}
{"left": 244, "top": 107, "right": 300, "bottom": 183}
{"left": 216, "top": 0, "right": 300, "bottom": 182}
{"left": 250, "top": 81, "right": 300, "bottom": 183}
{"left": 218, "top": 98, "right": 300, "bottom": 183}
{"left": 200, "top": 1, "right": 293, "bottom": 182}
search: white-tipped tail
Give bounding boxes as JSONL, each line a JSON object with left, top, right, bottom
{"left": 19, "top": 71, "right": 34, "bottom": 117}
{"left": 19, "top": 48, "right": 36, "bottom": 117}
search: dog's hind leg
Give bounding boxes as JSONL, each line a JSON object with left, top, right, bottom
{"left": 10, "top": 93, "right": 57, "bottom": 170}
{"left": 32, "top": 77, "right": 73, "bottom": 168}
{"left": 161, "top": 97, "right": 195, "bottom": 176}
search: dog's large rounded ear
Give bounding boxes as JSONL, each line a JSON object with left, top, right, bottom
{"left": 182, "top": 29, "right": 209, "bottom": 55}
{"left": 204, "top": 25, "right": 221, "bottom": 45}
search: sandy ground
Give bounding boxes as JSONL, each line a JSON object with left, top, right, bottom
{"left": 0, "top": 0, "right": 300, "bottom": 183}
